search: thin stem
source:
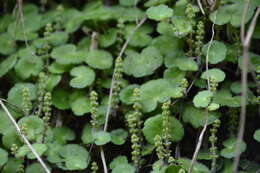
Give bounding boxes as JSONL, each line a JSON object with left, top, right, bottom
{"left": 0, "top": 100, "right": 51, "bottom": 173}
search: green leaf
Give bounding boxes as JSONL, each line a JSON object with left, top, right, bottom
{"left": 52, "top": 88, "right": 70, "bottom": 110}
{"left": 109, "top": 156, "right": 128, "bottom": 169}
{"left": 26, "top": 163, "right": 48, "bottom": 173}
{"left": 119, "top": 0, "right": 139, "bottom": 6}
{"left": 53, "top": 126, "right": 76, "bottom": 144}
{"left": 81, "top": 123, "right": 94, "bottom": 144}
{"left": 2, "top": 158, "right": 23, "bottom": 173}
{"left": 119, "top": 84, "right": 139, "bottom": 105}
{"left": 213, "top": 88, "right": 241, "bottom": 107}
{"left": 51, "top": 44, "right": 86, "bottom": 65}
{"left": 15, "top": 48, "right": 44, "bottom": 79}
{"left": 27, "top": 144, "right": 47, "bottom": 159}
{"left": 202, "top": 40, "right": 227, "bottom": 64}
{"left": 171, "top": 16, "right": 193, "bottom": 37}
{"left": 167, "top": 56, "right": 198, "bottom": 71}
{"left": 69, "top": 91, "right": 91, "bottom": 116}
{"left": 93, "top": 131, "right": 111, "bottom": 145}
{"left": 112, "top": 163, "right": 135, "bottom": 173}
{"left": 253, "top": 129, "right": 260, "bottom": 142}
{"left": 7, "top": 83, "right": 37, "bottom": 110}
{"left": 45, "top": 31, "right": 69, "bottom": 46}
{"left": 111, "top": 129, "right": 128, "bottom": 145}
{"left": 86, "top": 50, "right": 113, "bottom": 69}
{"left": 0, "top": 55, "right": 17, "bottom": 78}
{"left": 0, "top": 148, "right": 8, "bottom": 167}
{"left": 178, "top": 158, "right": 210, "bottom": 173}
{"left": 207, "top": 103, "right": 220, "bottom": 111}
{"left": 99, "top": 28, "right": 117, "bottom": 48}
{"left": 0, "top": 33, "right": 16, "bottom": 55}
{"left": 143, "top": 114, "right": 184, "bottom": 144}
{"left": 165, "top": 165, "right": 183, "bottom": 173}
{"left": 193, "top": 90, "right": 213, "bottom": 108}
{"left": 163, "top": 67, "right": 186, "bottom": 87}
{"left": 124, "top": 24, "right": 152, "bottom": 47}
{"left": 123, "top": 47, "right": 163, "bottom": 77}
{"left": 201, "top": 68, "right": 226, "bottom": 82}
{"left": 45, "top": 74, "right": 61, "bottom": 91}
{"left": 2, "top": 128, "right": 23, "bottom": 149}
{"left": 69, "top": 66, "right": 95, "bottom": 88}
{"left": 140, "top": 79, "right": 183, "bottom": 112}
{"left": 146, "top": 5, "right": 173, "bottom": 21}
{"left": 220, "top": 137, "right": 247, "bottom": 158}
{"left": 182, "top": 105, "right": 221, "bottom": 128}
{"left": 59, "top": 144, "right": 90, "bottom": 170}
{"left": 18, "top": 116, "right": 44, "bottom": 141}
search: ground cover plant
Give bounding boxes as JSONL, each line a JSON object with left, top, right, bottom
{"left": 0, "top": 0, "right": 260, "bottom": 173}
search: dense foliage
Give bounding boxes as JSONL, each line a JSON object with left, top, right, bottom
{"left": 0, "top": 0, "right": 260, "bottom": 173}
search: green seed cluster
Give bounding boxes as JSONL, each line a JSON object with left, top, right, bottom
{"left": 90, "top": 90, "right": 99, "bottom": 129}
{"left": 210, "top": 78, "right": 218, "bottom": 92}
{"left": 54, "top": 5, "right": 64, "bottom": 30}
{"left": 11, "top": 143, "right": 18, "bottom": 155}
{"left": 185, "top": 4, "right": 196, "bottom": 23}
{"left": 21, "top": 124, "right": 28, "bottom": 137}
{"left": 162, "top": 101, "right": 172, "bottom": 162}
{"left": 18, "top": 164, "right": 25, "bottom": 173}
{"left": 35, "top": 72, "right": 47, "bottom": 117}
{"left": 195, "top": 21, "right": 205, "bottom": 56}
{"left": 22, "top": 87, "right": 32, "bottom": 115}
{"left": 43, "top": 92, "right": 52, "bottom": 123}
{"left": 154, "top": 135, "right": 165, "bottom": 162}
{"left": 209, "top": 119, "right": 221, "bottom": 171}
{"left": 116, "top": 19, "right": 125, "bottom": 52}
{"left": 112, "top": 56, "right": 123, "bottom": 109}
{"left": 180, "top": 78, "right": 189, "bottom": 94}
{"left": 127, "top": 88, "right": 143, "bottom": 168}
{"left": 91, "top": 161, "right": 98, "bottom": 173}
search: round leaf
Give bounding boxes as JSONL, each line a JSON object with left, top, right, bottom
{"left": 202, "top": 40, "right": 227, "bottom": 64}
{"left": 112, "top": 163, "right": 135, "bottom": 173}
{"left": 201, "top": 68, "right": 226, "bottom": 82}
{"left": 52, "top": 88, "right": 70, "bottom": 110}
{"left": 93, "top": 131, "right": 111, "bottom": 146}
{"left": 0, "top": 148, "right": 8, "bottom": 167}
{"left": 253, "top": 129, "right": 260, "bottom": 142}
{"left": 0, "top": 55, "right": 17, "bottom": 78}
{"left": 119, "top": 84, "right": 139, "bottom": 105}
{"left": 143, "top": 114, "right": 184, "bottom": 144}
{"left": 146, "top": 5, "right": 173, "bottom": 21}
{"left": 111, "top": 129, "right": 128, "bottom": 145}
{"left": 123, "top": 47, "right": 163, "bottom": 77}
{"left": 70, "top": 66, "right": 95, "bottom": 88}
{"left": 69, "top": 91, "right": 91, "bottom": 116}
{"left": 220, "top": 138, "right": 247, "bottom": 158}
{"left": 193, "top": 90, "right": 213, "bottom": 108}
{"left": 86, "top": 50, "right": 113, "bottom": 69}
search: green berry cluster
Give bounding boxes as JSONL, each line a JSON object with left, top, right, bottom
{"left": 91, "top": 161, "right": 98, "bottom": 173}
{"left": 54, "top": 5, "right": 64, "bottom": 30}
{"left": 90, "top": 90, "right": 99, "bottom": 129}
{"left": 21, "top": 124, "right": 28, "bottom": 137}
{"left": 112, "top": 56, "right": 123, "bottom": 109}
{"left": 209, "top": 119, "right": 221, "bottom": 171}
{"left": 18, "top": 163, "right": 25, "bottom": 173}
{"left": 127, "top": 88, "right": 143, "bottom": 168}
{"left": 116, "top": 19, "right": 125, "bottom": 52}
{"left": 195, "top": 21, "right": 205, "bottom": 56}
{"left": 43, "top": 92, "right": 52, "bottom": 123}
{"left": 185, "top": 4, "right": 196, "bottom": 23}
{"left": 35, "top": 72, "right": 47, "bottom": 117}
{"left": 22, "top": 87, "right": 32, "bottom": 115}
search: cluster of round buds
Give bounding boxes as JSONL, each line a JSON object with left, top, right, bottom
{"left": 180, "top": 78, "right": 189, "bottom": 94}
{"left": 154, "top": 135, "right": 165, "bottom": 162}
{"left": 131, "top": 133, "right": 141, "bottom": 166}
{"left": 35, "top": 72, "right": 47, "bottom": 117}
{"left": 43, "top": 92, "right": 52, "bottom": 123}
{"left": 209, "top": 119, "right": 221, "bottom": 169}
{"left": 91, "top": 161, "right": 98, "bottom": 173}
{"left": 162, "top": 101, "right": 172, "bottom": 149}
{"left": 22, "top": 87, "right": 32, "bottom": 115}
{"left": 90, "top": 90, "right": 99, "bottom": 129}
{"left": 54, "top": 5, "right": 64, "bottom": 30}
{"left": 210, "top": 78, "right": 218, "bottom": 92}
{"left": 11, "top": 143, "right": 18, "bottom": 155}
{"left": 21, "top": 123, "right": 28, "bottom": 137}
{"left": 44, "top": 23, "right": 53, "bottom": 37}
{"left": 18, "top": 164, "right": 25, "bottom": 173}
{"left": 195, "top": 21, "right": 205, "bottom": 56}
{"left": 112, "top": 56, "right": 123, "bottom": 109}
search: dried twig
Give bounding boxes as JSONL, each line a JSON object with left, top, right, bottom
{"left": 197, "top": 0, "right": 205, "bottom": 15}
{"left": 103, "top": 16, "right": 147, "bottom": 132}
{"left": 0, "top": 100, "right": 51, "bottom": 173}
{"left": 188, "top": 11, "right": 217, "bottom": 173}
{"left": 233, "top": 6, "right": 260, "bottom": 173}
